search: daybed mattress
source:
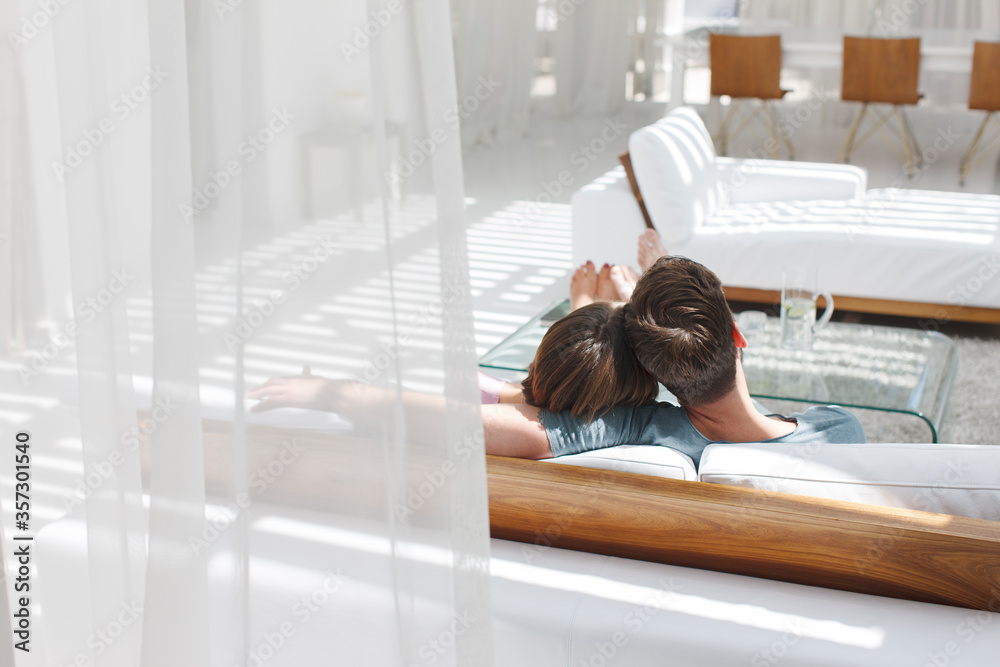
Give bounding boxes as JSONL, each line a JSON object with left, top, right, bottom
{"left": 676, "top": 188, "right": 1000, "bottom": 310}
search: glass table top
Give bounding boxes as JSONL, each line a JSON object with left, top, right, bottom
{"left": 479, "top": 299, "right": 959, "bottom": 442}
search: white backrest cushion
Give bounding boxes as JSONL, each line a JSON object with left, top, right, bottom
{"left": 628, "top": 107, "right": 722, "bottom": 245}
{"left": 546, "top": 445, "right": 697, "bottom": 481}
{"left": 699, "top": 442, "right": 1000, "bottom": 521}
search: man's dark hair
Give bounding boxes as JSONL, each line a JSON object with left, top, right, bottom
{"left": 523, "top": 302, "right": 659, "bottom": 420}
{"left": 623, "top": 256, "right": 738, "bottom": 406}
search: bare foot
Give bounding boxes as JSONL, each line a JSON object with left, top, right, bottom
{"left": 608, "top": 265, "right": 638, "bottom": 301}
{"left": 570, "top": 261, "right": 598, "bottom": 311}
{"left": 596, "top": 263, "right": 618, "bottom": 301}
{"left": 638, "top": 229, "right": 668, "bottom": 272}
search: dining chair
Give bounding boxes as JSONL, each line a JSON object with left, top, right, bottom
{"left": 710, "top": 33, "right": 794, "bottom": 159}
{"left": 839, "top": 36, "right": 923, "bottom": 177}
{"left": 959, "top": 41, "right": 1000, "bottom": 185}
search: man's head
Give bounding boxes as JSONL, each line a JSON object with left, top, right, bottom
{"left": 623, "top": 256, "right": 740, "bottom": 407}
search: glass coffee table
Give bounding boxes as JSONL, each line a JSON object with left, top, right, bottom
{"left": 478, "top": 299, "right": 959, "bottom": 442}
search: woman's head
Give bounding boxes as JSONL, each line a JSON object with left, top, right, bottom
{"left": 522, "top": 302, "right": 659, "bottom": 420}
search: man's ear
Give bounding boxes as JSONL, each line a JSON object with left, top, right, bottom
{"left": 733, "top": 322, "right": 748, "bottom": 349}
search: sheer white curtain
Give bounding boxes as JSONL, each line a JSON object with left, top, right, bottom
{"left": 452, "top": 0, "right": 537, "bottom": 145}
{"left": 553, "top": 0, "right": 635, "bottom": 116}
{"left": 4, "top": 1, "right": 493, "bottom": 666}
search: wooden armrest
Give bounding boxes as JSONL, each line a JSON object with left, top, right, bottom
{"left": 487, "top": 455, "right": 1000, "bottom": 611}
{"left": 619, "top": 151, "right": 655, "bottom": 230}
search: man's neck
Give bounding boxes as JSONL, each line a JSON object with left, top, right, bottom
{"left": 681, "top": 363, "right": 797, "bottom": 443}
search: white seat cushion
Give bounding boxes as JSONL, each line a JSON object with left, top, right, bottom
{"left": 699, "top": 442, "right": 1000, "bottom": 521}
{"left": 628, "top": 107, "right": 723, "bottom": 246}
{"left": 546, "top": 444, "right": 697, "bottom": 481}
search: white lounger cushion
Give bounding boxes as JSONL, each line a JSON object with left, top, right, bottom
{"left": 677, "top": 188, "right": 1000, "bottom": 310}
{"left": 699, "top": 442, "right": 1000, "bottom": 521}
{"left": 544, "top": 444, "right": 697, "bottom": 481}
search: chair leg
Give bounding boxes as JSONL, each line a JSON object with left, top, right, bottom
{"left": 959, "top": 111, "right": 993, "bottom": 186}
{"left": 762, "top": 101, "right": 779, "bottom": 159}
{"left": 840, "top": 104, "right": 868, "bottom": 163}
{"left": 714, "top": 101, "right": 739, "bottom": 157}
{"left": 899, "top": 107, "right": 923, "bottom": 171}
{"left": 772, "top": 102, "right": 795, "bottom": 160}
{"left": 893, "top": 106, "right": 916, "bottom": 178}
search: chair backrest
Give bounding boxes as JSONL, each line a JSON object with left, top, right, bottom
{"left": 710, "top": 34, "right": 785, "bottom": 100}
{"left": 969, "top": 41, "right": 1000, "bottom": 111}
{"left": 841, "top": 36, "right": 921, "bottom": 105}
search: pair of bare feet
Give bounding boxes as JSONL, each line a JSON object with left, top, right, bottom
{"left": 569, "top": 229, "right": 669, "bottom": 311}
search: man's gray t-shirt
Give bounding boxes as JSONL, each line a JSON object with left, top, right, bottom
{"left": 540, "top": 403, "right": 864, "bottom": 467}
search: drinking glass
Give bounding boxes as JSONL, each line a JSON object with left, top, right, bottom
{"left": 781, "top": 267, "right": 834, "bottom": 350}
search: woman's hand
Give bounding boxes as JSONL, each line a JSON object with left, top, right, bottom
{"left": 246, "top": 366, "right": 334, "bottom": 412}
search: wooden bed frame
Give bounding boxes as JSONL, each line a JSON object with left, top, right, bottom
{"left": 487, "top": 455, "right": 1000, "bottom": 612}
{"left": 723, "top": 287, "right": 1000, "bottom": 326}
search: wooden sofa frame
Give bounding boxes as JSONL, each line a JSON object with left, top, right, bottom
{"left": 184, "top": 422, "right": 999, "bottom": 613}
{"left": 487, "top": 455, "right": 1000, "bottom": 612}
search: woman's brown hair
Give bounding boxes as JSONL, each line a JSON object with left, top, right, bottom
{"left": 521, "top": 302, "right": 659, "bottom": 420}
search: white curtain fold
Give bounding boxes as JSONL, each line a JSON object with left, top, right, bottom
{"left": 554, "top": 0, "right": 635, "bottom": 116}
{"left": 4, "top": 0, "right": 494, "bottom": 665}
{"left": 452, "top": 0, "right": 537, "bottom": 145}
{"left": 49, "top": 3, "right": 147, "bottom": 666}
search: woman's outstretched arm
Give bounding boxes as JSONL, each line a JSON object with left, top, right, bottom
{"left": 247, "top": 368, "right": 552, "bottom": 459}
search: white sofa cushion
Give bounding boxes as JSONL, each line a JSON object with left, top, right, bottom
{"left": 699, "top": 442, "right": 1000, "bottom": 521}
{"left": 628, "top": 107, "right": 723, "bottom": 246}
{"left": 545, "top": 444, "right": 697, "bottom": 481}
